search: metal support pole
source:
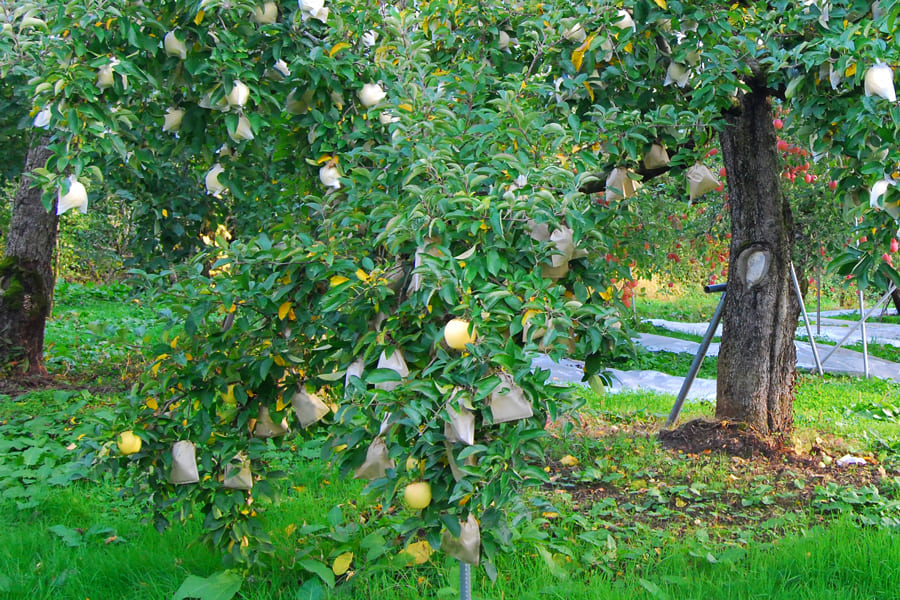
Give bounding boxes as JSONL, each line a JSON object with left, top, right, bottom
{"left": 790, "top": 263, "right": 823, "bottom": 377}
{"left": 666, "top": 283, "right": 726, "bottom": 428}
{"left": 819, "top": 286, "right": 894, "bottom": 365}
{"left": 459, "top": 561, "right": 472, "bottom": 600}
{"left": 816, "top": 271, "right": 821, "bottom": 336}
{"left": 858, "top": 289, "right": 870, "bottom": 379}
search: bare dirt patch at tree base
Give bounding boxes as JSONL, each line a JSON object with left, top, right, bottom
{"left": 658, "top": 418, "right": 786, "bottom": 459}
{"left": 542, "top": 415, "right": 888, "bottom": 539}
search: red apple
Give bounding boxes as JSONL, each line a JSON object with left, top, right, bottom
{"left": 773, "top": 118, "right": 784, "bottom": 129}
{"left": 828, "top": 180, "right": 838, "bottom": 190}
{"left": 776, "top": 139, "right": 789, "bottom": 151}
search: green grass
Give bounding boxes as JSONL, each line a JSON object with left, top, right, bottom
{"left": 6, "top": 283, "right": 900, "bottom": 599}
{"left": 43, "top": 280, "right": 169, "bottom": 384}
{"left": 6, "top": 371, "right": 900, "bottom": 599}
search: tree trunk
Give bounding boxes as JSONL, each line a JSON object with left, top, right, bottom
{"left": 891, "top": 287, "right": 900, "bottom": 315}
{"left": 715, "top": 84, "right": 800, "bottom": 435}
{"left": 0, "top": 138, "right": 57, "bottom": 376}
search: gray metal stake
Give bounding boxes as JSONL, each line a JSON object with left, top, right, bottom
{"left": 859, "top": 289, "right": 870, "bottom": 379}
{"left": 459, "top": 561, "right": 472, "bottom": 600}
{"left": 819, "top": 286, "right": 895, "bottom": 365}
{"left": 666, "top": 286, "right": 726, "bottom": 428}
{"left": 816, "top": 271, "right": 821, "bottom": 336}
{"left": 790, "top": 262, "right": 823, "bottom": 377}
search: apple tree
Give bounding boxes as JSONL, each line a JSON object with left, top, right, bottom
{"left": 4, "top": 0, "right": 900, "bottom": 585}
{"left": 554, "top": 0, "right": 899, "bottom": 433}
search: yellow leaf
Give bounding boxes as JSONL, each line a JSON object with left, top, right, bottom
{"left": 845, "top": 62, "right": 857, "bottom": 77}
{"left": 146, "top": 398, "right": 158, "bottom": 410}
{"left": 584, "top": 81, "right": 594, "bottom": 101}
{"left": 542, "top": 511, "right": 559, "bottom": 519}
{"left": 193, "top": 10, "right": 204, "bottom": 25}
{"left": 624, "top": 41, "right": 633, "bottom": 53}
{"left": 401, "top": 541, "right": 434, "bottom": 565}
{"left": 355, "top": 268, "right": 369, "bottom": 281}
{"left": 273, "top": 355, "right": 286, "bottom": 367}
{"left": 675, "top": 498, "right": 687, "bottom": 508}
{"left": 151, "top": 354, "right": 168, "bottom": 376}
{"left": 162, "top": 209, "right": 168, "bottom": 218}
{"left": 522, "top": 309, "right": 540, "bottom": 325}
{"left": 276, "top": 396, "right": 288, "bottom": 411}
{"left": 316, "top": 154, "right": 335, "bottom": 165}
{"left": 223, "top": 384, "right": 237, "bottom": 405}
{"left": 560, "top": 454, "right": 579, "bottom": 467}
{"left": 329, "top": 42, "right": 351, "bottom": 57}
{"left": 653, "top": 0, "right": 666, "bottom": 8}
{"left": 278, "top": 302, "right": 292, "bottom": 320}
{"left": 332, "top": 552, "right": 353, "bottom": 576}
{"left": 170, "top": 336, "right": 179, "bottom": 349}
{"left": 397, "top": 103, "right": 414, "bottom": 112}
{"left": 285, "top": 523, "right": 297, "bottom": 537}
{"left": 599, "top": 286, "right": 614, "bottom": 301}
{"left": 330, "top": 275, "right": 350, "bottom": 287}
{"left": 571, "top": 34, "right": 594, "bottom": 72}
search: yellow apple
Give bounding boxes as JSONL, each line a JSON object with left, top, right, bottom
{"left": 117, "top": 430, "right": 142, "bottom": 455}
{"left": 403, "top": 481, "right": 432, "bottom": 509}
{"left": 444, "top": 318, "right": 476, "bottom": 350}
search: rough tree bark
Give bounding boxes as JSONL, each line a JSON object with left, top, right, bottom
{"left": 715, "top": 80, "right": 801, "bottom": 435}
{"left": 0, "top": 138, "right": 57, "bottom": 376}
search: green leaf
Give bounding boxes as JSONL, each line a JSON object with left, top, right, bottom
{"left": 295, "top": 578, "right": 324, "bottom": 600}
{"left": 299, "top": 559, "right": 336, "bottom": 588}
{"left": 173, "top": 571, "right": 243, "bottom": 600}
{"left": 48, "top": 524, "right": 83, "bottom": 548}
{"left": 638, "top": 578, "right": 670, "bottom": 600}
{"left": 536, "top": 545, "right": 568, "bottom": 579}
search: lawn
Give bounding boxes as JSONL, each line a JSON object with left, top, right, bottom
{"left": 3, "top": 282, "right": 900, "bottom": 599}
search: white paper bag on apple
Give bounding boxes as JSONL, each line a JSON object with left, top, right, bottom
{"left": 375, "top": 348, "right": 409, "bottom": 392}
{"left": 643, "top": 143, "right": 670, "bottom": 170}
{"left": 441, "top": 514, "right": 481, "bottom": 565}
{"left": 291, "top": 386, "right": 330, "bottom": 428}
{"left": 444, "top": 389, "right": 475, "bottom": 445}
{"left": 687, "top": 163, "right": 720, "bottom": 202}
{"left": 253, "top": 405, "right": 288, "bottom": 438}
{"left": 354, "top": 437, "right": 395, "bottom": 480}
{"left": 223, "top": 455, "right": 253, "bottom": 490}
{"left": 171, "top": 440, "right": 200, "bottom": 485}
{"left": 489, "top": 372, "right": 534, "bottom": 423}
